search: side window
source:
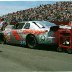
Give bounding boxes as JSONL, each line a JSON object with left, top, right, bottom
{"left": 12, "top": 25, "right": 17, "bottom": 29}
{"left": 13, "top": 23, "right": 25, "bottom": 29}
{"left": 17, "top": 23, "right": 24, "bottom": 29}
{"left": 24, "top": 23, "right": 30, "bottom": 29}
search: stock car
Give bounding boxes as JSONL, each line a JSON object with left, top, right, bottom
{"left": 3, "top": 21, "right": 59, "bottom": 48}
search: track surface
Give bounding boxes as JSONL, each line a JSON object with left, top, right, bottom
{"left": 0, "top": 44, "right": 72, "bottom": 71}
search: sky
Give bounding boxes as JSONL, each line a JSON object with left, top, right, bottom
{"left": 0, "top": 0, "right": 71, "bottom": 16}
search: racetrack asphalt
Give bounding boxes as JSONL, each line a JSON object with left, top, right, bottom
{"left": 0, "top": 44, "right": 72, "bottom": 72}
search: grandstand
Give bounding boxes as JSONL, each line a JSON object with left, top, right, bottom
{"left": 2, "top": 1, "right": 72, "bottom": 25}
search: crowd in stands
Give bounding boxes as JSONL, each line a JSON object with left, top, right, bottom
{"left": 1, "top": 1, "right": 72, "bottom": 25}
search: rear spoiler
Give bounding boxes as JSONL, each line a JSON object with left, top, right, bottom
{"left": 59, "top": 25, "right": 72, "bottom": 29}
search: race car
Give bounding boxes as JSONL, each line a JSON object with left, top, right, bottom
{"left": 3, "top": 21, "right": 59, "bottom": 48}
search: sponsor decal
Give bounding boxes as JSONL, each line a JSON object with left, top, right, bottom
{"left": 23, "top": 29, "right": 46, "bottom": 35}
{"left": 12, "top": 30, "right": 21, "bottom": 40}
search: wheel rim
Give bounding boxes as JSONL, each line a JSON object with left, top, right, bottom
{"left": 27, "top": 35, "right": 37, "bottom": 48}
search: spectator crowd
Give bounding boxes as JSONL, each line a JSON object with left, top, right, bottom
{"left": 1, "top": 1, "right": 72, "bottom": 25}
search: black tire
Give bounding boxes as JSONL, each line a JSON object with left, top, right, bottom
{"left": 67, "top": 48, "right": 72, "bottom": 54}
{"left": 57, "top": 47, "right": 62, "bottom": 52}
{"left": 0, "top": 33, "right": 4, "bottom": 44}
{"left": 26, "top": 34, "right": 38, "bottom": 48}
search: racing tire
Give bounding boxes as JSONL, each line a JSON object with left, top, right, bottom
{"left": 0, "top": 33, "right": 4, "bottom": 44}
{"left": 26, "top": 34, "right": 38, "bottom": 48}
{"left": 67, "top": 48, "right": 72, "bottom": 54}
{"left": 57, "top": 47, "right": 62, "bottom": 52}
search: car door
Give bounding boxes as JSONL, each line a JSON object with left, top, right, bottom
{"left": 10, "top": 23, "right": 25, "bottom": 44}
{"left": 20, "top": 22, "right": 30, "bottom": 44}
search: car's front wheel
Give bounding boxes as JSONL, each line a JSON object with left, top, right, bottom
{"left": 26, "top": 34, "right": 38, "bottom": 48}
{"left": 0, "top": 33, "right": 4, "bottom": 44}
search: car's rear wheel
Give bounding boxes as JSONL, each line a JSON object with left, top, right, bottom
{"left": 26, "top": 34, "right": 38, "bottom": 48}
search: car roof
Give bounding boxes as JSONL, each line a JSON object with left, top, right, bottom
{"left": 18, "top": 21, "right": 57, "bottom": 27}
